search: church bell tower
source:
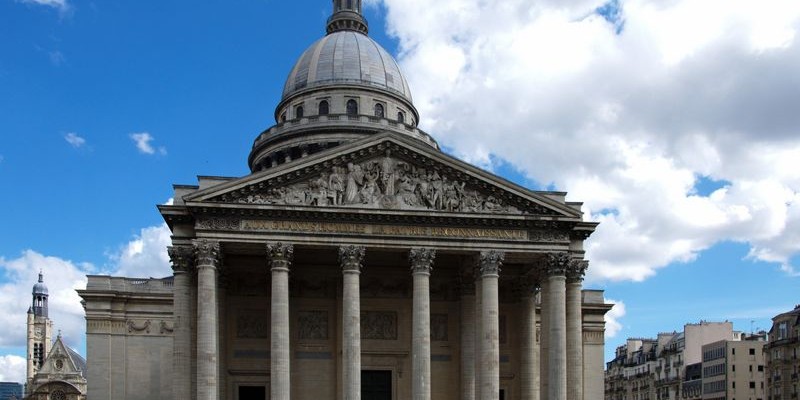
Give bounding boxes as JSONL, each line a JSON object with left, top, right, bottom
{"left": 26, "top": 271, "right": 53, "bottom": 392}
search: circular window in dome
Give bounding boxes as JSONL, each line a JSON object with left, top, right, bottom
{"left": 51, "top": 389, "right": 66, "bottom": 400}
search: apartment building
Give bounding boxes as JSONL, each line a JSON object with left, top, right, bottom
{"left": 701, "top": 333, "right": 767, "bottom": 400}
{"left": 765, "top": 305, "right": 800, "bottom": 400}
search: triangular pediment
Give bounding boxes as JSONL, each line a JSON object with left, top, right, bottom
{"left": 37, "top": 336, "right": 83, "bottom": 377}
{"left": 184, "top": 133, "right": 582, "bottom": 218}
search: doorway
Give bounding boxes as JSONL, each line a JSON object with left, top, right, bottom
{"left": 238, "top": 385, "right": 266, "bottom": 400}
{"left": 361, "top": 370, "right": 392, "bottom": 400}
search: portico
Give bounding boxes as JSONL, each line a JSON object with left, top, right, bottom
{"left": 164, "top": 197, "right": 598, "bottom": 400}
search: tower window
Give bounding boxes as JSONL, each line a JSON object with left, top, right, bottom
{"left": 346, "top": 99, "right": 358, "bottom": 116}
{"left": 295, "top": 105, "right": 304, "bottom": 119}
{"left": 397, "top": 111, "right": 405, "bottom": 123}
{"left": 319, "top": 100, "right": 329, "bottom": 115}
{"left": 281, "top": 112, "right": 287, "bottom": 122}
{"left": 374, "top": 103, "right": 384, "bottom": 118}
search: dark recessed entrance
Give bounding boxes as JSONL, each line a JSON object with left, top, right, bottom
{"left": 238, "top": 385, "right": 266, "bottom": 400}
{"left": 361, "top": 370, "right": 392, "bottom": 400}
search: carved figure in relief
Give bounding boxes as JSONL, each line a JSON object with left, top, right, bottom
{"left": 360, "top": 169, "right": 379, "bottom": 204}
{"left": 308, "top": 175, "right": 331, "bottom": 206}
{"left": 380, "top": 151, "right": 398, "bottom": 196}
{"left": 231, "top": 155, "right": 518, "bottom": 214}
{"left": 345, "top": 163, "right": 364, "bottom": 204}
{"left": 328, "top": 168, "right": 345, "bottom": 205}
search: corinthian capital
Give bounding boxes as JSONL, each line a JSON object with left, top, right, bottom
{"left": 192, "top": 239, "right": 221, "bottom": 269}
{"left": 566, "top": 259, "right": 589, "bottom": 283}
{"left": 409, "top": 248, "right": 436, "bottom": 274}
{"left": 168, "top": 245, "right": 194, "bottom": 273}
{"left": 479, "top": 250, "right": 504, "bottom": 277}
{"left": 267, "top": 242, "right": 294, "bottom": 272}
{"left": 545, "top": 252, "right": 570, "bottom": 277}
{"left": 339, "top": 245, "right": 365, "bottom": 272}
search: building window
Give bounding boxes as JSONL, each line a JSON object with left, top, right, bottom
{"left": 319, "top": 100, "right": 329, "bottom": 115}
{"left": 346, "top": 99, "right": 358, "bottom": 116}
{"left": 281, "top": 112, "right": 287, "bottom": 122}
{"left": 778, "top": 322, "right": 788, "bottom": 339}
{"left": 374, "top": 103, "right": 384, "bottom": 118}
{"left": 397, "top": 111, "right": 405, "bottom": 123}
{"left": 50, "top": 390, "right": 66, "bottom": 400}
{"left": 295, "top": 105, "right": 304, "bottom": 119}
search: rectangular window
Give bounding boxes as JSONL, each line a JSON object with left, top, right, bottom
{"left": 750, "top": 348, "right": 756, "bottom": 355}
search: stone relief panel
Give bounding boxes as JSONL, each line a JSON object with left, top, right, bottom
{"left": 431, "top": 314, "right": 448, "bottom": 342}
{"left": 229, "top": 153, "right": 520, "bottom": 214}
{"left": 237, "top": 310, "right": 268, "bottom": 338}
{"left": 361, "top": 311, "right": 398, "bottom": 340}
{"left": 298, "top": 311, "right": 329, "bottom": 340}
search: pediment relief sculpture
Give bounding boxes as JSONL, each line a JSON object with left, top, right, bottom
{"left": 215, "top": 150, "right": 546, "bottom": 215}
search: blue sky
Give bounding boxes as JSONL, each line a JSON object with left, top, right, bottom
{"left": 1, "top": 0, "right": 799, "bottom": 383}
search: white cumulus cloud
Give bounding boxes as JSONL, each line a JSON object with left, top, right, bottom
{"left": 0, "top": 223, "right": 173, "bottom": 372}
{"left": 373, "top": 0, "right": 800, "bottom": 281}
{"left": 130, "top": 132, "right": 167, "bottom": 156}
{"left": 604, "top": 298, "right": 626, "bottom": 338}
{"left": 0, "top": 354, "right": 26, "bottom": 383}
{"left": 63, "top": 132, "right": 85, "bottom": 148}
{"left": 107, "top": 223, "right": 173, "bottom": 278}
{"left": 0, "top": 251, "right": 92, "bottom": 350}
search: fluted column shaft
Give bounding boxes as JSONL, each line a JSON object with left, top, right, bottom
{"left": 169, "top": 246, "right": 194, "bottom": 400}
{"left": 520, "top": 282, "right": 540, "bottom": 400}
{"left": 539, "top": 278, "right": 549, "bottom": 400}
{"left": 268, "top": 243, "right": 294, "bottom": 400}
{"left": 194, "top": 240, "right": 220, "bottom": 400}
{"left": 410, "top": 248, "right": 436, "bottom": 400}
{"left": 546, "top": 253, "right": 569, "bottom": 400}
{"left": 474, "top": 272, "right": 483, "bottom": 398}
{"left": 460, "top": 276, "right": 476, "bottom": 400}
{"left": 479, "top": 251, "right": 504, "bottom": 400}
{"left": 340, "top": 245, "right": 366, "bottom": 400}
{"left": 566, "top": 260, "right": 588, "bottom": 400}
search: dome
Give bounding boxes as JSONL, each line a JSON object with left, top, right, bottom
{"left": 33, "top": 272, "right": 48, "bottom": 295}
{"left": 282, "top": 31, "right": 413, "bottom": 104}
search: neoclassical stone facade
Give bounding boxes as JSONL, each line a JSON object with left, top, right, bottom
{"left": 80, "top": 1, "right": 612, "bottom": 399}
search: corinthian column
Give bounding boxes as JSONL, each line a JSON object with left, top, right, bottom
{"left": 546, "top": 252, "right": 569, "bottom": 400}
{"left": 340, "top": 245, "right": 366, "bottom": 400}
{"left": 410, "top": 248, "right": 436, "bottom": 400}
{"left": 459, "top": 273, "right": 476, "bottom": 400}
{"left": 193, "top": 239, "right": 220, "bottom": 400}
{"left": 479, "top": 250, "right": 504, "bottom": 400}
{"left": 520, "top": 278, "right": 540, "bottom": 400}
{"left": 168, "top": 245, "right": 194, "bottom": 400}
{"left": 566, "top": 259, "right": 588, "bottom": 400}
{"left": 268, "top": 243, "right": 294, "bottom": 400}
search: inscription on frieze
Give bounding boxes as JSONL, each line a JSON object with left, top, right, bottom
{"left": 361, "top": 311, "right": 398, "bottom": 340}
{"left": 431, "top": 314, "right": 448, "bottom": 341}
{"left": 237, "top": 311, "right": 268, "bottom": 338}
{"left": 241, "top": 220, "right": 527, "bottom": 241}
{"left": 298, "top": 311, "right": 328, "bottom": 340}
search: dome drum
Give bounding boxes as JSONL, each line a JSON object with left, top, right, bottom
{"left": 248, "top": 115, "right": 438, "bottom": 172}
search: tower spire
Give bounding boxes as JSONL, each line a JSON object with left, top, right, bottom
{"left": 327, "top": 0, "right": 368, "bottom": 35}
